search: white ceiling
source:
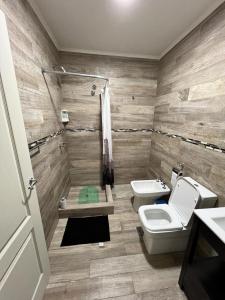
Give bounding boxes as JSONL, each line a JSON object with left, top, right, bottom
{"left": 29, "top": 0, "right": 224, "bottom": 59}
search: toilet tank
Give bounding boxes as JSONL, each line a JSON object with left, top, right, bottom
{"left": 184, "top": 177, "right": 217, "bottom": 208}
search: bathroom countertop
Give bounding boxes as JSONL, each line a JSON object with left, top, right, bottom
{"left": 194, "top": 207, "right": 225, "bottom": 244}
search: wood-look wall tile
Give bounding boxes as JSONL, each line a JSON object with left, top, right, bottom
{"left": 149, "top": 3, "right": 225, "bottom": 209}
{"left": 60, "top": 53, "right": 157, "bottom": 185}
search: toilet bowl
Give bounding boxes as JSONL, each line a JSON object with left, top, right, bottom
{"left": 138, "top": 177, "right": 217, "bottom": 254}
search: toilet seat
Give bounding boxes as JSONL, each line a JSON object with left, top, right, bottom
{"left": 139, "top": 204, "right": 183, "bottom": 232}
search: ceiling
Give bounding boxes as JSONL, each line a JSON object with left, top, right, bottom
{"left": 29, "top": 0, "right": 224, "bottom": 59}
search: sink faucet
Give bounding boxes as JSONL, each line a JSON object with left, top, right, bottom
{"left": 161, "top": 180, "right": 167, "bottom": 189}
{"left": 178, "top": 162, "right": 184, "bottom": 177}
{"left": 156, "top": 176, "right": 163, "bottom": 182}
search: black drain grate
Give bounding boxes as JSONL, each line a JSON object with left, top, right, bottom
{"left": 61, "top": 216, "right": 110, "bottom": 247}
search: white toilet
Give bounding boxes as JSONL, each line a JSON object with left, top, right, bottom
{"left": 138, "top": 177, "right": 217, "bottom": 254}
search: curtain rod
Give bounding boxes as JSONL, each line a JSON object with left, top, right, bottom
{"left": 42, "top": 68, "right": 109, "bottom": 82}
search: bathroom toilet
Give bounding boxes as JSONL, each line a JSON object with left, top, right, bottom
{"left": 138, "top": 177, "right": 217, "bottom": 254}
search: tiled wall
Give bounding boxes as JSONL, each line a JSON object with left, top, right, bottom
{"left": 60, "top": 52, "right": 158, "bottom": 185}
{"left": 149, "top": 3, "right": 225, "bottom": 206}
{"left": 0, "top": 0, "right": 70, "bottom": 246}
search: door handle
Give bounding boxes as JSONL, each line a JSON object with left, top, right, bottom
{"left": 28, "top": 177, "right": 37, "bottom": 190}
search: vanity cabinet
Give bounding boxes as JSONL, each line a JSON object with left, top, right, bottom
{"left": 179, "top": 213, "right": 225, "bottom": 300}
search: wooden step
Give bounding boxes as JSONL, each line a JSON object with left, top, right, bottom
{"left": 59, "top": 185, "right": 114, "bottom": 218}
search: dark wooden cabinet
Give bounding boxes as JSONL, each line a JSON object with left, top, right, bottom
{"left": 179, "top": 214, "right": 225, "bottom": 300}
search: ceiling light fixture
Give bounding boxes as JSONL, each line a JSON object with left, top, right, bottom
{"left": 113, "top": 0, "right": 137, "bottom": 7}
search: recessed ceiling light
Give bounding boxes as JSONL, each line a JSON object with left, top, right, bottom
{"left": 113, "top": 0, "right": 137, "bottom": 7}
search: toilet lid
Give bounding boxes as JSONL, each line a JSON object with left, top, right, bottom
{"left": 169, "top": 177, "right": 200, "bottom": 227}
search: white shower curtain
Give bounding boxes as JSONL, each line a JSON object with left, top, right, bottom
{"left": 100, "top": 82, "right": 114, "bottom": 187}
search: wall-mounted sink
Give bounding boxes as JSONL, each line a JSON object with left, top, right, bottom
{"left": 194, "top": 207, "right": 225, "bottom": 244}
{"left": 212, "top": 216, "right": 225, "bottom": 233}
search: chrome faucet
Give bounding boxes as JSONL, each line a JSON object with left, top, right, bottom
{"left": 177, "top": 162, "right": 184, "bottom": 177}
{"left": 157, "top": 176, "right": 167, "bottom": 189}
{"left": 161, "top": 180, "right": 167, "bottom": 189}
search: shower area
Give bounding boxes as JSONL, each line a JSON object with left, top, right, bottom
{"left": 34, "top": 64, "right": 115, "bottom": 219}
{"left": 28, "top": 52, "right": 156, "bottom": 243}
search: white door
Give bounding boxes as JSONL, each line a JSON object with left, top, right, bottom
{"left": 0, "top": 10, "right": 49, "bottom": 300}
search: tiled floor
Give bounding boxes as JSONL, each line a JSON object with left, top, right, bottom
{"left": 44, "top": 184, "right": 187, "bottom": 300}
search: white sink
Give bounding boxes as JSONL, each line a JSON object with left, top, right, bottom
{"left": 195, "top": 207, "right": 225, "bottom": 244}
{"left": 213, "top": 216, "right": 225, "bottom": 232}
{"left": 131, "top": 180, "right": 170, "bottom": 198}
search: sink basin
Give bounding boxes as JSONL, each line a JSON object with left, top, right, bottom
{"left": 195, "top": 207, "right": 225, "bottom": 244}
{"left": 131, "top": 180, "right": 170, "bottom": 198}
{"left": 212, "top": 216, "right": 225, "bottom": 233}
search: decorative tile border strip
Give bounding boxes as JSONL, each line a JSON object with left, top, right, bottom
{"left": 65, "top": 127, "right": 225, "bottom": 154}
{"left": 152, "top": 129, "right": 225, "bottom": 154}
{"left": 65, "top": 128, "right": 153, "bottom": 133}
{"left": 65, "top": 128, "right": 100, "bottom": 133}
{"left": 112, "top": 128, "right": 153, "bottom": 133}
